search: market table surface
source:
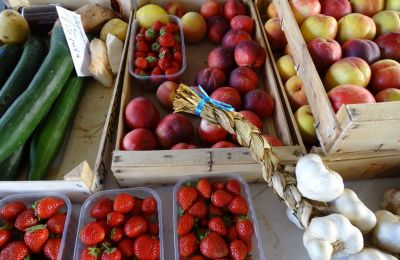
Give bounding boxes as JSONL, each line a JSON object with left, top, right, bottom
{"left": 72, "top": 174, "right": 400, "bottom": 259}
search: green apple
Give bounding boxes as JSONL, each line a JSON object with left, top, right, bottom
{"left": 294, "top": 105, "right": 318, "bottom": 145}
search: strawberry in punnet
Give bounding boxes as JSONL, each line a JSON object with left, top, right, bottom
{"left": 188, "top": 201, "right": 207, "bottom": 218}
{"left": 151, "top": 66, "right": 163, "bottom": 84}
{"left": 170, "top": 61, "right": 180, "bottom": 69}
{"left": 124, "top": 216, "right": 148, "bottom": 238}
{"left": 133, "top": 235, "right": 159, "bottom": 260}
{"left": 118, "top": 239, "right": 134, "bottom": 258}
{"left": 166, "top": 22, "right": 179, "bottom": 33}
{"left": 165, "top": 67, "right": 180, "bottom": 81}
{"left": 101, "top": 247, "right": 122, "bottom": 260}
{"left": 113, "top": 193, "right": 135, "bottom": 214}
{"left": 208, "top": 216, "right": 227, "bottom": 236}
{"left": 173, "top": 50, "right": 183, "bottom": 64}
{"left": 177, "top": 213, "right": 195, "bottom": 236}
{"left": 24, "top": 224, "right": 49, "bottom": 254}
{"left": 145, "top": 28, "right": 157, "bottom": 43}
{"left": 211, "top": 190, "right": 233, "bottom": 208}
{"left": 208, "top": 204, "right": 223, "bottom": 217}
{"left": 213, "top": 182, "right": 226, "bottom": 190}
{"left": 229, "top": 195, "right": 249, "bottom": 215}
{"left": 96, "top": 219, "right": 111, "bottom": 235}
{"left": 141, "top": 197, "right": 157, "bottom": 215}
{"left": 107, "top": 211, "right": 125, "bottom": 228}
{"left": 148, "top": 221, "right": 159, "bottom": 236}
{"left": 146, "top": 56, "right": 158, "bottom": 69}
{"left": 227, "top": 225, "right": 238, "bottom": 242}
{"left": 44, "top": 237, "right": 61, "bottom": 260}
{"left": 46, "top": 213, "right": 66, "bottom": 234}
{"left": 157, "top": 56, "right": 170, "bottom": 72}
{"left": 151, "top": 42, "right": 160, "bottom": 53}
{"left": 158, "top": 46, "right": 171, "bottom": 59}
{"left": 229, "top": 239, "right": 248, "bottom": 260}
{"left": 0, "top": 227, "right": 11, "bottom": 248}
{"left": 135, "top": 40, "right": 149, "bottom": 53}
{"left": 134, "top": 68, "right": 146, "bottom": 76}
{"left": 134, "top": 51, "right": 146, "bottom": 58}
{"left": 190, "top": 255, "right": 206, "bottom": 260}
{"left": 177, "top": 186, "right": 198, "bottom": 211}
{"left": 236, "top": 217, "right": 254, "bottom": 245}
{"left": 135, "top": 32, "right": 145, "bottom": 42}
{"left": 179, "top": 233, "right": 197, "bottom": 257}
{"left": 80, "top": 222, "right": 106, "bottom": 246}
{"left": 90, "top": 198, "right": 113, "bottom": 219}
{"left": 131, "top": 198, "right": 143, "bottom": 216}
{"left": 0, "top": 241, "right": 30, "bottom": 260}
{"left": 81, "top": 246, "right": 102, "bottom": 260}
{"left": 226, "top": 179, "right": 241, "bottom": 195}
{"left": 135, "top": 57, "right": 148, "bottom": 70}
{"left": 14, "top": 208, "right": 39, "bottom": 231}
{"left": 34, "top": 197, "right": 65, "bottom": 219}
{"left": 0, "top": 201, "right": 26, "bottom": 223}
{"left": 110, "top": 227, "right": 123, "bottom": 242}
{"left": 158, "top": 30, "right": 175, "bottom": 47}
{"left": 152, "top": 20, "right": 164, "bottom": 31}
{"left": 200, "top": 232, "right": 229, "bottom": 258}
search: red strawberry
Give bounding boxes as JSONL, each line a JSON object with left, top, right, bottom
{"left": 145, "top": 28, "right": 157, "bottom": 43}
{"left": 177, "top": 186, "right": 198, "bottom": 211}
{"left": 190, "top": 255, "right": 206, "bottom": 260}
{"left": 113, "top": 193, "right": 135, "bottom": 214}
{"left": 131, "top": 198, "right": 143, "bottom": 215}
{"left": 134, "top": 68, "right": 147, "bottom": 76}
{"left": 148, "top": 222, "right": 159, "bottom": 235}
{"left": 0, "top": 201, "right": 26, "bottom": 223}
{"left": 209, "top": 205, "right": 223, "bottom": 217}
{"left": 44, "top": 237, "right": 61, "bottom": 260}
{"left": 177, "top": 214, "right": 195, "bottom": 236}
{"left": 135, "top": 40, "right": 149, "bottom": 53}
{"left": 135, "top": 57, "right": 148, "bottom": 69}
{"left": 236, "top": 218, "right": 254, "bottom": 245}
{"left": 90, "top": 198, "right": 113, "bottom": 219}
{"left": 228, "top": 195, "right": 249, "bottom": 215}
{"left": 110, "top": 227, "right": 123, "bottom": 242}
{"left": 139, "top": 27, "right": 146, "bottom": 34}
{"left": 211, "top": 190, "right": 233, "bottom": 208}
{"left": 81, "top": 246, "right": 102, "bottom": 260}
{"left": 213, "top": 182, "right": 226, "bottom": 190}
{"left": 34, "top": 197, "right": 65, "bottom": 219}
{"left": 227, "top": 226, "right": 238, "bottom": 242}
{"left": 135, "top": 32, "right": 145, "bottom": 42}
{"left": 152, "top": 20, "right": 165, "bottom": 31}
{"left": 24, "top": 224, "right": 49, "bottom": 254}
{"left": 188, "top": 201, "right": 207, "bottom": 218}
{"left": 173, "top": 50, "right": 183, "bottom": 64}
{"left": 165, "top": 67, "right": 180, "bottom": 81}
{"left": 151, "top": 42, "right": 160, "bottom": 53}
{"left": 179, "top": 233, "right": 198, "bottom": 257}
{"left": 101, "top": 247, "right": 122, "bottom": 260}
{"left": 141, "top": 197, "right": 157, "bottom": 215}
{"left": 226, "top": 180, "right": 242, "bottom": 195}
{"left": 107, "top": 212, "right": 125, "bottom": 228}
{"left": 158, "top": 46, "right": 171, "bottom": 59}
{"left": 117, "top": 239, "right": 134, "bottom": 258}
{"left": 200, "top": 232, "right": 229, "bottom": 258}
{"left": 158, "top": 32, "right": 175, "bottom": 47}
{"left": 147, "top": 51, "right": 157, "bottom": 57}
{"left": 229, "top": 240, "right": 248, "bottom": 260}
{"left": 171, "top": 61, "right": 180, "bottom": 69}
{"left": 0, "top": 241, "right": 30, "bottom": 260}
{"left": 96, "top": 219, "right": 111, "bottom": 235}
{"left": 134, "top": 51, "right": 146, "bottom": 58}
{"left": 47, "top": 213, "right": 66, "bottom": 235}
{"left": 150, "top": 66, "right": 163, "bottom": 84}
{"left": 0, "top": 228, "right": 11, "bottom": 249}
{"left": 80, "top": 222, "right": 106, "bottom": 246}
{"left": 198, "top": 217, "right": 208, "bottom": 228}
{"left": 124, "top": 216, "right": 148, "bottom": 238}
{"left": 208, "top": 217, "right": 227, "bottom": 236}
{"left": 167, "top": 22, "right": 179, "bottom": 33}
{"left": 14, "top": 208, "right": 39, "bottom": 231}
{"left": 133, "top": 235, "right": 159, "bottom": 260}
{"left": 157, "top": 57, "right": 170, "bottom": 72}
{"left": 146, "top": 56, "right": 158, "bottom": 69}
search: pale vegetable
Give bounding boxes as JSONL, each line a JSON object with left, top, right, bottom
{"left": 372, "top": 210, "right": 400, "bottom": 254}
{"left": 349, "top": 248, "right": 398, "bottom": 260}
{"left": 286, "top": 208, "right": 305, "bottom": 229}
{"left": 106, "top": 34, "right": 123, "bottom": 75}
{"left": 303, "top": 213, "right": 363, "bottom": 260}
{"left": 329, "top": 189, "right": 376, "bottom": 234}
{"left": 296, "top": 154, "right": 344, "bottom": 202}
{"left": 89, "top": 38, "right": 113, "bottom": 87}
{"left": 0, "top": 10, "right": 30, "bottom": 45}
{"left": 100, "top": 18, "right": 128, "bottom": 42}
{"left": 75, "top": 4, "right": 117, "bottom": 33}
{"left": 381, "top": 188, "right": 400, "bottom": 215}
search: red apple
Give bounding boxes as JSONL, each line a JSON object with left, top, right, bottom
{"left": 210, "top": 86, "right": 242, "bottom": 111}
{"left": 211, "top": 141, "right": 239, "bottom": 148}
{"left": 195, "top": 67, "right": 226, "bottom": 94}
{"left": 342, "top": 39, "right": 381, "bottom": 64}
{"left": 198, "top": 119, "right": 228, "bottom": 144}
{"left": 264, "top": 18, "right": 287, "bottom": 52}
{"left": 232, "top": 110, "right": 263, "bottom": 143}
{"left": 124, "top": 97, "right": 160, "bottom": 130}
{"left": 328, "top": 84, "right": 376, "bottom": 112}
{"left": 262, "top": 134, "right": 284, "bottom": 147}
{"left": 155, "top": 113, "right": 194, "bottom": 148}
{"left": 375, "top": 32, "right": 400, "bottom": 61}
{"left": 222, "top": 29, "right": 252, "bottom": 50}
{"left": 223, "top": 0, "right": 246, "bottom": 21}
{"left": 285, "top": 75, "right": 308, "bottom": 109}
{"left": 207, "top": 16, "right": 230, "bottom": 44}
{"left": 229, "top": 67, "right": 258, "bottom": 94}
{"left": 122, "top": 128, "right": 158, "bottom": 151}
{"left": 165, "top": 1, "right": 185, "bottom": 17}
{"left": 200, "top": 0, "right": 223, "bottom": 19}
{"left": 375, "top": 88, "right": 400, "bottom": 102}
{"left": 208, "top": 46, "right": 236, "bottom": 73}
{"left": 370, "top": 59, "right": 400, "bottom": 92}
{"left": 320, "top": 0, "right": 352, "bottom": 20}
{"left": 307, "top": 38, "right": 342, "bottom": 73}
{"left": 156, "top": 81, "right": 178, "bottom": 110}
{"left": 243, "top": 89, "right": 275, "bottom": 118}
{"left": 171, "top": 143, "right": 198, "bottom": 150}
{"left": 230, "top": 15, "right": 255, "bottom": 35}
{"left": 234, "top": 40, "right": 266, "bottom": 68}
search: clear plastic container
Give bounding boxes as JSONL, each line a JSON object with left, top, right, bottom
{"left": 173, "top": 174, "right": 266, "bottom": 260}
{"left": 128, "top": 15, "right": 186, "bottom": 86}
{"left": 0, "top": 192, "right": 72, "bottom": 260}
{"left": 73, "top": 187, "right": 164, "bottom": 259}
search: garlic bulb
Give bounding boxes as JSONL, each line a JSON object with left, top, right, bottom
{"left": 381, "top": 188, "right": 400, "bottom": 216}
{"left": 372, "top": 210, "right": 400, "bottom": 254}
{"left": 349, "top": 248, "right": 398, "bottom": 260}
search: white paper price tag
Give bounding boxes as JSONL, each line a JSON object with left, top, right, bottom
{"left": 56, "top": 6, "right": 91, "bottom": 77}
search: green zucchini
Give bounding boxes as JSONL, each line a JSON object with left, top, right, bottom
{"left": 0, "top": 25, "right": 74, "bottom": 162}
{"left": 0, "top": 44, "right": 22, "bottom": 88}
{"left": 28, "top": 73, "right": 85, "bottom": 180}
{"left": 0, "top": 37, "right": 47, "bottom": 117}
{"left": 0, "top": 143, "right": 26, "bottom": 181}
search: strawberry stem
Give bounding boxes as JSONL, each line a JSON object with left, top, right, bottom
{"left": 25, "top": 224, "right": 46, "bottom": 233}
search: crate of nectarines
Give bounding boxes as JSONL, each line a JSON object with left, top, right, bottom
{"left": 111, "top": 0, "right": 304, "bottom": 186}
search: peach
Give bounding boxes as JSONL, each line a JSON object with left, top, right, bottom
{"left": 210, "top": 86, "right": 242, "bottom": 111}
{"left": 324, "top": 57, "right": 371, "bottom": 90}
{"left": 208, "top": 46, "right": 236, "bottom": 73}
{"left": 230, "top": 15, "right": 255, "bottom": 35}
{"left": 276, "top": 54, "right": 296, "bottom": 82}
{"left": 307, "top": 38, "right": 342, "bottom": 72}
{"left": 156, "top": 81, "right": 178, "bottom": 110}
{"left": 200, "top": 0, "right": 223, "bottom": 19}
{"left": 294, "top": 105, "right": 318, "bottom": 145}
{"left": 300, "top": 14, "right": 338, "bottom": 43}
{"left": 264, "top": 18, "right": 287, "bottom": 52}
{"left": 171, "top": 143, "right": 198, "bottom": 150}
{"left": 350, "top": 0, "right": 384, "bottom": 17}
{"left": 328, "top": 84, "right": 376, "bottom": 112}
{"left": 211, "top": 141, "right": 238, "bottom": 148}
{"left": 373, "top": 10, "right": 400, "bottom": 36}
{"left": 342, "top": 39, "right": 380, "bottom": 64}
{"left": 243, "top": 89, "right": 275, "bottom": 119}
{"left": 337, "top": 13, "right": 376, "bottom": 44}
{"left": 386, "top": 0, "right": 400, "bottom": 11}
{"left": 122, "top": 128, "right": 158, "bottom": 151}
{"left": 198, "top": 119, "right": 228, "bottom": 144}
{"left": 232, "top": 110, "right": 263, "bottom": 143}
{"left": 155, "top": 113, "right": 194, "bottom": 148}
{"left": 207, "top": 16, "right": 230, "bottom": 44}
{"left": 181, "top": 12, "right": 207, "bottom": 43}
{"left": 320, "top": 0, "right": 352, "bottom": 20}
{"left": 165, "top": 1, "right": 185, "bottom": 17}
{"left": 370, "top": 59, "right": 400, "bottom": 92}
{"left": 234, "top": 40, "right": 266, "bottom": 68}
{"left": 262, "top": 134, "right": 284, "bottom": 147}
{"left": 195, "top": 68, "right": 226, "bottom": 94}
{"left": 222, "top": 29, "right": 252, "bottom": 50}
{"left": 289, "top": 0, "right": 321, "bottom": 25}
{"left": 229, "top": 67, "right": 258, "bottom": 94}
{"left": 124, "top": 97, "right": 160, "bottom": 130}
{"left": 223, "top": 0, "right": 246, "bottom": 21}
{"left": 284, "top": 44, "right": 292, "bottom": 55}
{"left": 375, "top": 32, "right": 400, "bottom": 61}
{"left": 285, "top": 75, "right": 308, "bottom": 109}
{"left": 375, "top": 88, "right": 400, "bottom": 102}
{"left": 267, "top": 2, "right": 278, "bottom": 19}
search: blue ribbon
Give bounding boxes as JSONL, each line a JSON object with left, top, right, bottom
{"left": 191, "top": 85, "right": 235, "bottom": 116}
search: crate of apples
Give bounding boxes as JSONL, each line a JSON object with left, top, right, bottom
{"left": 173, "top": 175, "right": 265, "bottom": 259}
{"left": 74, "top": 188, "right": 162, "bottom": 260}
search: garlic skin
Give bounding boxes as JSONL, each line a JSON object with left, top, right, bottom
{"left": 381, "top": 188, "right": 400, "bottom": 216}
{"left": 372, "top": 210, "right": 400, "bottom": 254}
{"left": 349, "top": 248, "right": 398, "bottom": 260}
{"left": 286, "top": 208, "right": 305, "bottom": 229}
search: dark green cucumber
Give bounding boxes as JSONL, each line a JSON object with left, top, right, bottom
{"left": 0, "top": 142, "right": 26, "bottom": 181}
{"left": 0, "top": 25, "right": 74, "bottom": 162}
{"left": 0, "top": 44, "right": 22, "bottom": 88}
{"left": 0, "top": 37, "right": 47, "bottom": 117}
{"left": 28, "top": 73, "right": 85, "bottom": 180}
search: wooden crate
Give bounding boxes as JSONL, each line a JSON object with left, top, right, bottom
{"left": 111, "top": 0, "right": 303, "bottom": 187}
{"left": 0, "top": 15, "right": 132, "bottom": 203}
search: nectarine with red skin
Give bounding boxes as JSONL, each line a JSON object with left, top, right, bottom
{"left": 342, "top": 39, "right": 381, "bottom": 64}
{"left": 370, "top": 59, "right": 400, "bottom": 92}
{"left": 375, "top": 32, "right": 400, "bottom": 61}
{"left": 262, "top": 134, "right": 284, "bottom": 147}
{"left": 201, "top": 0, "right": 223, "bottom": 19}
{"left": 320, "top": 0, "right": 352, "bottom": 20}
{"left": 264, "top": 18, "right": 287, "bottom": 52}
{"left": 122, "top": 128, "right": 159, "bottom": 151}
{"left": 224, "top": 0, "right": 246, "bottom": 21}
{"left": 208, "top": 46, "right": 236, "bottom": 73}
{"left": 231, "top": 110, "right": 263, "bottom": 143}
{"left": 375, "top": 88, "right": 400, "bottom": 102}
{"left": 165, "top": 1, "right": 186, "bottom": 17}
{"left": 243, "top": 89, "right": 274, "bottom": 119}
{"left": 234, "top": 40, "right": 266, "bottom": 68}
{"left": 230, "top": 15, "right": 255, "bottom": 35}
{"left": 156, "top": 113, "right": 194, "bottom": 148}
{"left": 229, "top": 67, "right": 258, "bottom": 94}
{"left": 328, "top": 84, "right": 376, "bottom": 112}
{"left": 307, "top": 38, "right": 342, "bottom": 73}
{"left": 198, "top": 119, "right": 228, "bottom": 144}
{"left": 211, "top": 141, "right": 239, "bottom": 148}
{"left": 207, "top": 16, "right": 230, "bottom": 44}
{"left": 195, "top": 67, "right": 226, "bottom": 94}
{"left": 222, "top": 29, "right": 252, "bottom": 50}
{"left": 171, "top": 143, "right": 198, "bottom": 150}
{"left": 124, "top": 97, "right": 160, "bottom": 130}
{"left": 210, "top": 86, "right": 242, "bottom": 111}
{"left": 156, "top": 81, "right": 178, "bottom": 110}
